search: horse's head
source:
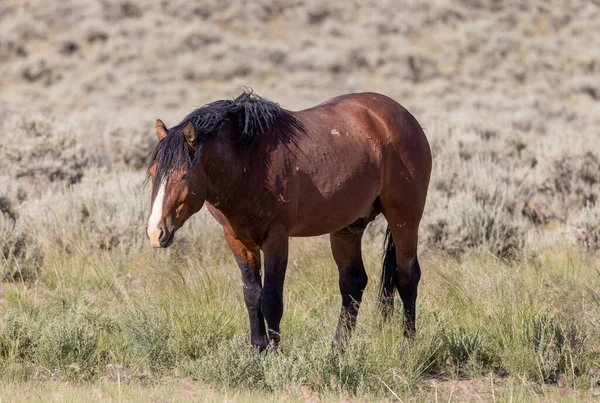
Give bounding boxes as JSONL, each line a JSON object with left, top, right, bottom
{"left": 146, "top": 119, "right": 207, "bottom": 248}
{"left": 146, "top": 91, "right": 295, "bottom": 247}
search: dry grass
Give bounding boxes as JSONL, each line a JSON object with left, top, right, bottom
{"left": 0, "top": 173, "right": 598, "bottom": 399}
{"left": 1, "top": 0, "right": 600, "bottom": 400}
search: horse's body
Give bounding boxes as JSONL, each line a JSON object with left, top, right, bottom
{"left": 147, "top": 92, "right": 431, "bottom": 349}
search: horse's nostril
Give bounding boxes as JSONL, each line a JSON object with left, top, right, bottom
{"left": 158, "top": 227, "right": 165, "bottom": 241}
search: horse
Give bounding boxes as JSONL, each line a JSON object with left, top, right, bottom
{"left": 146, "top": 91, "right": 432, "bottom": 350}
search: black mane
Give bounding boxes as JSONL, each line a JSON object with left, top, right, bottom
{"left": 147, "top": 90, "right": 301, "bottom": 187}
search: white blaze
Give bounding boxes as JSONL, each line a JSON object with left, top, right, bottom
{"left": 147, "top": 179, "right": 166, "bottom": 246}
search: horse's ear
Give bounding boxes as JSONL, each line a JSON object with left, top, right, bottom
{"left": 155, "top": 119, "right": 168, "bottom": 140}
{"left": 183, "top": 121, "right": 197, "bottom": 150}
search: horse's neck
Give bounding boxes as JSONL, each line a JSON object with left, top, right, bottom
{"left": 202, "top": 142, "right": 269, "bottom": 212}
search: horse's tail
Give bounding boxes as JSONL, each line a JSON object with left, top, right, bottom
{"left": 379, "top": 225, "right": 396, "bottom": 319}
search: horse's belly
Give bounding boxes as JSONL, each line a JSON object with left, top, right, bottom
{"left": 289, "top": 195, "right": 378, "bottom": 236}
{"left": 288, "top": 164, "right": 381, "bottom": 237}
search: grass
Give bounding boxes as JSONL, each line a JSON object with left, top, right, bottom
{"left": 1, "top": 378, "right": 598, "bottom": 402}
{"left": 0, "top": 380, "right": 324, "bottom": 402}
{"left": 1, "top": 222, "right": 599, "bottom": 400}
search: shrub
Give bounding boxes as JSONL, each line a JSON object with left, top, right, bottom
{"left": 549, "top": 152, "right": 600, "bottom": 207}
{"left": 570, "top": 203, "right": 600, "bottom": 252}
{"left": 425, "top": 193, "right": 525, "bottom": 259}
{"left": 492, "top": 311, "right": 584, "bottom": 384}
{"left": 0, "top": 197, "right": 42, "bottom": 282}
{"left": 0, "top": 298, "right": 113, "bottom": 377}
{"left": 22, "top": 171, "right": 148, "bottom": 254}
{"left": 0, "top": 110, "right": 156, "bottom": 198}
{"left": 526, "top": 152, "right": 600, "bottom": 223}
{"left": 0, "top": 112, "right": 89, "bottom": 187}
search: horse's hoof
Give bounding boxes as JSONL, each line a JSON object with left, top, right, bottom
{"left": 267, "top": 342, "right": 280, "bottom": 355}
{"left": 403, "top": 329, "right": 416, "bottom": 340}
{"left": 331, "top": 337, "right": 347, "bottom": 352}
{"left": 251, "top": 337, "right": 269, "bottom": 352}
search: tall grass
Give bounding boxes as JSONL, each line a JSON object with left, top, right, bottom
{"left": 1, "top": 222, "right": 598, "bottom": 399}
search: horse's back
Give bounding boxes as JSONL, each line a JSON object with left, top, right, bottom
{"left": 283, "top": 93, "right": 431, "bottom": 236}
{"left": 295, "top": 92, "right": 431, "bottom": 189}
{"left": 297, "top": 92, "right": 428, "bottom": 152}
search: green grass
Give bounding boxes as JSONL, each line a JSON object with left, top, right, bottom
{"left": 1, "top": 229, "right": 599, "bottom": 401}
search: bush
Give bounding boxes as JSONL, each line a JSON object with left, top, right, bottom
{"left": 0, "top": 197, "right": 42, "bottom": 282}
{"left": 524, "top": 152, "right": 600, "bottom": 224}
{"left": 0, "top": 298, "right": 112, "bottom": 377}
{"left": 22, "top": 171, "right": 148, "bottom": 254}
{"left": 548, "top": 152, "right": 600, "bottom": 208}
{"left": 570, "top": 203, "right": 600, "bottom": 252}
{"left": 491, "top": 311, "right": 584, "bottom": 384}
{"left": 425, "top": 193, "right": 525, "bottom": 259}
{"left": 0, "top": 113, "right": 89, "bottom": 187}
{"left": 0, "top": 110, "right": 156, "bottom": 199}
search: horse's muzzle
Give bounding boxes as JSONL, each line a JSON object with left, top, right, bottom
{"left": 147, "top": 225, "right": 174, "bottom": 248}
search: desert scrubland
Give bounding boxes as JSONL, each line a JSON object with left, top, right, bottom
{"left": 1, "top": 0, "right": 600, "bottom": 401}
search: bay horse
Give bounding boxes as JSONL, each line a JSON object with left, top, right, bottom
{"left": 146, "top": 91, "right": 431, "bottom": 350}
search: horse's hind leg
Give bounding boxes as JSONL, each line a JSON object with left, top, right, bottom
{"left": 330, "top": 228, "right": 368, "bottom": 347}
{"left": 381, "top": 209, "right": 421, "bottom": 336}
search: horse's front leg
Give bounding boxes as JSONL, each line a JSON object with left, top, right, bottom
{"left": 260, "top": 226, "right": 289, "bottom": 350}
{"left": 330, "top": 228, "right": 368, "bottom": 348}
{"left": 223, "top": 229, "right": 268, "bottom": 350}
